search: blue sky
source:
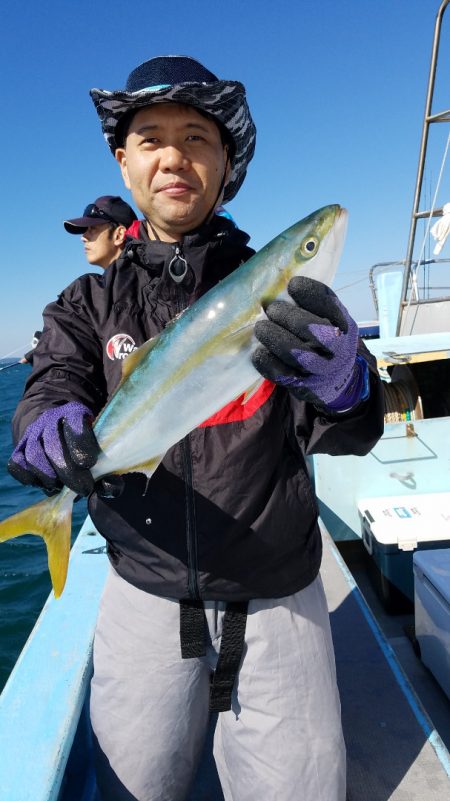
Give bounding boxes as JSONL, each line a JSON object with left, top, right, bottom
{"left": 1, "top": 0, "right": 450, "bottom": 356}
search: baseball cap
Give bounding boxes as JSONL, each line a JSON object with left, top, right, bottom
{"left": 64, "top": 195, "right": 137, "bottom": 234}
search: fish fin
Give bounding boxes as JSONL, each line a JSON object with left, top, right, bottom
{"left": 121, "top": 455, "right": 163, "bottom": 479}
{"left": 120, "top": 313, "right": 187, "bottom": 383}
{"left": 121, "top": 335, "right": 161, "bottom": 380}
{"left": 241, "top": 378, "right": 264, "bottom": 405}
{"left": 215, "top": 324, "right": 254, "bottom": 355}
{"left": 0, "top": 492, "right": 74, "bottom": 598}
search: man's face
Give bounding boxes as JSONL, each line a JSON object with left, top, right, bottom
{"left": 81, "top": 224, "right": 125, "bottom": 269}
{"left": 115, "top": 103, "right": 230, "bottom": 242}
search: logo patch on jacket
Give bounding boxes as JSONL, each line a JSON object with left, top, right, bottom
{"left": 106, "top": 333, "right": 137, "bottom": 360}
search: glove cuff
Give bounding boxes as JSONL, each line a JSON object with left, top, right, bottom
{"left": 326, "top": 355, "right": 370, "bottom": 413}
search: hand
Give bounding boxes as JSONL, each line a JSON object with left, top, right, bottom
{"left": 252, "top": 276, "right": 368, "bottom": 411}
{"left": 8, "top": 402, "right": 100, "bottom": 496}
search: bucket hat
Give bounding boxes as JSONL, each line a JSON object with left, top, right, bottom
{"left": 64, "top": 195, "right": 137, "bottom": 234}
{"left": 90, "top": 55, "right": 256, "bottom": 202}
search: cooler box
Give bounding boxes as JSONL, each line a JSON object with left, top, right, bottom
{"left": 358, "top": 492, "right": 450, "bottom": 602}
{"left": 414, "top": 549, "right": 450, "bottom": 700}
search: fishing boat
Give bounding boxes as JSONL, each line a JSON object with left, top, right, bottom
{"left": 312, "top": 0, "right": 450, "bottom": 787}
{"left": 3, "top": 3, "right": 450, "bottom": 799}
{"left": 315, "top": 0, "right": 450, "bottom": 609}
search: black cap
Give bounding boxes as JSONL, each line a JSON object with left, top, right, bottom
{"left": 64, "top": 195, "right": 137, "bottom": 234}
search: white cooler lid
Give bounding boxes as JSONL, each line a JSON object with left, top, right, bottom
{"left": 358, "top": 492, "right": 450, "bottom": 549}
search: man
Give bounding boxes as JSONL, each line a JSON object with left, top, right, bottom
{"left": 19, "top": 331, "right": 42, "bottom": 365}
{"left": 64, "top": 195, "right": 137, "bottom": 269}
{"left": 17, "top": 200, "right": 136, "bottom": 370}
{"left": 8, "top": 56, "right": 384, "bottom": 801}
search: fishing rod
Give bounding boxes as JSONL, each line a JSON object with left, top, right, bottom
{"left": 0, "top": 338, "right": 39, "bottom": 371}
{"left": 0, "top": 342, "right": 31, "bottom": 360}
{"left": 0, "top": 361, "right": 23, "bottom": 373}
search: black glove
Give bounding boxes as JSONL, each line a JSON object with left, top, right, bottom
{"left": 252, "top": 276, "right": 368, "bottom": 411}
{"left": 8, "top": 402, "right": 99, "bottom": 496}
{"left": 8, "top": 401, "right": 126, "bottom": 499}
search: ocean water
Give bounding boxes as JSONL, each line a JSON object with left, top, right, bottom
{"left": 0, "top": 362, "right": 87, "bottom": 691}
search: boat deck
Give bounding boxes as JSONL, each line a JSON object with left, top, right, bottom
{"left": 1, "top": 519, "right": 450, "bottom": 800}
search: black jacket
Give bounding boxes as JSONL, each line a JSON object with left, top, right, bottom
{"left": 13, "top": 217, "right": 384, "bottom": 601}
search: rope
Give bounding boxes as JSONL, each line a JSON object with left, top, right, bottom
{"left": 383, "top": 380, "right": 420, "bottom": 423}
{"left": 334, "top": 276, "right": 369, "bottom": 292}
{"left": 405, "top": 132, "right": 450, "bottom": 328}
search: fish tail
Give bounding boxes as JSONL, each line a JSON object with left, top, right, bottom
{"left": 0, "top": 491, "right": 74, "bottom": 598}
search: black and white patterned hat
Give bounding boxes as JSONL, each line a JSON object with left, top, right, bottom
{"left": 90, "top": 55, "right": 256, "bottom": 203}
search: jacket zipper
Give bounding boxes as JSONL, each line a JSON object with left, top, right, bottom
{"left": 169, "top": 245, "right": 189, "bottom": 283}
{"left": 180, "top": 436, "right": 199, "bottom": 598}
{"left": 173, "top": 252, "right": 199, "bottom": 599}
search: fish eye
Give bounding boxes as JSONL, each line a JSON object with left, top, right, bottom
{"left": 300, "top": 236, "right": 319, "bottom": 258}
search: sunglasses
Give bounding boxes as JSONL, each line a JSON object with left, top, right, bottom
{"left": 83, "top": 204, "right": 116, "bottom": 224}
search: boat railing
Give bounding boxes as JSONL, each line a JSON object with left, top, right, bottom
{"left": 370, "top": 258, "right": 450, "bottom": 311}
{"left": 369, "top": 258, "right": 450, "bottom": 337}
{"left": 399, "top": 0, "right": 450, "bottom": 332}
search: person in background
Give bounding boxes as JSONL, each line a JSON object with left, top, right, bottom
{"left": 19, "top": 331, "right": 42, "bottom": 365}
{"left": 19, "top": 199, "right": 137, "bottom": 368}
{"left": 64, "top": 195, "right": 137, "bottom": 269}
{"left": 8, "top": 56, "right": 384, "bottom": 801}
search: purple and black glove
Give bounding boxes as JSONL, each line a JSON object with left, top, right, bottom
{"left": 8, "top": 402, "right": 100, "bottom": 497}
{"left": 252, "top": 276, "right": 369, "bottom": 412}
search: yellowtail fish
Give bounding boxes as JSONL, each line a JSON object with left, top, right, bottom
{"left": 0, "top": 205, "right": 347, "bottom": 596}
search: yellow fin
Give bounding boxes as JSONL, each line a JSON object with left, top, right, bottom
{"left": 121, "top": 335, "right": 161, "bottom": 380}
{"left": 121, "top": 455, "right": 163, "bottom": 479}
{"left": 241, "top": 378, "right": 264, "bottom": 405}
{"left": 121, "top": 312, "right": 188, "bottom": 382}
{"left": 215, "top": 324, "right": 254, "bottom": 356}
{"left": 0, "top": 491, "right": 74, "bottom": 598}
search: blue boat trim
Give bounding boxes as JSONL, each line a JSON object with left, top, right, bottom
{"left": 0, "top": 517, "right": 109, "bottom": 801}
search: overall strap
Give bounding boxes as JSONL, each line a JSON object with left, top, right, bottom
{"left": 179, "top": 599, "right": 206, "bottom": 658}
{"left": 209, "top": 601, "right": 249, "bottom": 713}
{"left": 179, "top": 598, "right": 249, "bottom": 712}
